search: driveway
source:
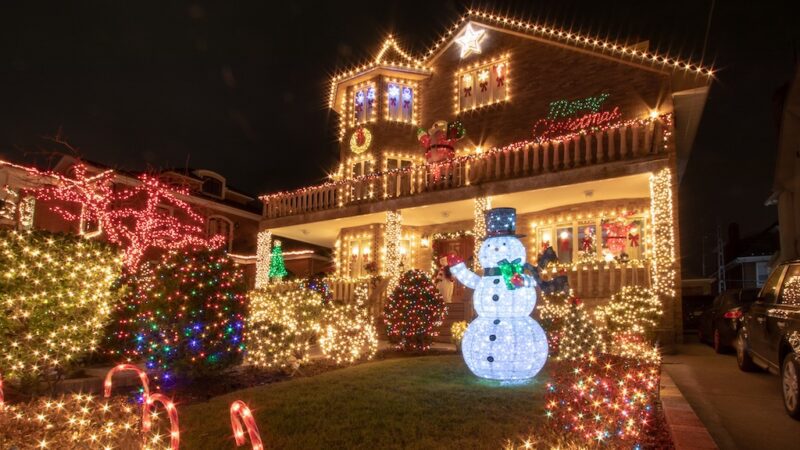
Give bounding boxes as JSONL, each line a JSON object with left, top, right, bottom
{"left": 662, "top": 337, "right": 800, "bottom": 450}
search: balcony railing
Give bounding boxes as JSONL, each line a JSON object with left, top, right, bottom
{"left": 263, "top": 116, "right": 671, "bottom": 219}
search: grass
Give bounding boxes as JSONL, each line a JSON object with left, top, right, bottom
{"left": 180, "top": 355, "right": 549, "bottom": 450}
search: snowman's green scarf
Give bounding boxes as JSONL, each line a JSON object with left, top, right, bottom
{"left": 482, "top": 258, "right": 527, "bottom": 290}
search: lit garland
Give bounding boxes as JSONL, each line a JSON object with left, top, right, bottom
{"left": 556, "top": 298, "right": 604, "bottom": 361}
{"left": 255, "top": 230, "right": 271, "bottom": 289}
{"left": 349, "top": 127, "right": 372, "bottom": 154}
{"left": 544, "top": 354, "right": 661, "bottom": 447}
{"left": 472, "top": 196, "right": 490, "bottom": 271}
{"left": 319, "top": 284, "right": 378, "bottom": 365}
{"left": 384, "top": 211, "right": 402, "bottom": 292}
{"left": 260, "top": 113, "right": 673, "bottom": 204}
{"left": 33, "top": 163, "right": 224, "bottom": 269}
{"left": 383, "top": 270, "right": 447, "bottom": 351}
{"left": 648, "top": 168, "right": 677, "bottom": 303}
{"left": 429, "top": 230, "right": 475, "bottom": 273}
{"left": 268, "top": 240, "right": 288, "bottom": 280}
{"left": 0, "top": 230, "right": 123, "bottom": 389}
{"left": 246, "top": 286, "right": 323, "bottom": 369}
{"left": 121, "top": 247, "right": 247, "bottom": 385}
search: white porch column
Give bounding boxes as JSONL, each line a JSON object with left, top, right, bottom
{"left": 255, "top": 229, "right": 272, "bottom": 289}
{"left": 473, "top": 196, "right": 491, "bottom": 271}
{"left": 385, "top": 210, "right": 402, "bottom": 292}
{"left": 649, "top": 168, "right": 678, "bottom": 343}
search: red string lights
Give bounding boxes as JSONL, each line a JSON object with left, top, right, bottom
{"left": 143, "top": 393, "right": 180, "bottom": 450}
{"left": 33, "top": 163, "right": 224, "bottom": 269}
{"left": 383, "top": 270, "right": 447, "bottom": 351}
{"left": 230, "top": 400, "right": 264, "bottom": 450}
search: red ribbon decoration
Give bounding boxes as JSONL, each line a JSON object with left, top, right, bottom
{"left": 480, "top": 82, "right": 488, "bottom": 92}
{"left": 581, "top": 236, "right": 593, "bottom": 252}
{"left": 628, "top": 233, "right": 640, "bottom": 247}
{"left": 463, "top": 87, "right": 472, "bottom": 97}
{"left": 496, "top": 77, "right": 505, "bottom": 87}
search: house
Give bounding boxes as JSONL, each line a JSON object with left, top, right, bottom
{"left": 254, "top": 10, "right": 712, "bottom": 346}
{"left": 722, "top": 222, "right": 778, "bottom": 290}
{"left": 1, "top": 155, "right": 264, "bottom": 284}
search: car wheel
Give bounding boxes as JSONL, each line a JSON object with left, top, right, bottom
{"left": 736, "top": 328, "right": 758, "bottom": 372}
{"left": 782, "top": 353, "right": 800, "bottom": 420}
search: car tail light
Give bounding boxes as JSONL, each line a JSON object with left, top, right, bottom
{"left": 723, "top": 310, "right": 743, "bottom": 319}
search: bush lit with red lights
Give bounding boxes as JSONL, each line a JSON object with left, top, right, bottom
{"left": 383, "top": 270, "right": 447, "bottom": 351}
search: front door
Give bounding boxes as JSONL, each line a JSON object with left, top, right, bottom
{"left": 434, "top": 236, "right": 474, "bottom": 305}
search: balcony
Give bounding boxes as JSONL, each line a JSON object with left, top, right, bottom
{"left": 262, "top": 116, "right": 672, "bottom": 222}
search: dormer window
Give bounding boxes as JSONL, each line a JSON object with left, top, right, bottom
{"left": 350, "top": 82, "right": 376, "bottom": 126}
{"left": 455, "top": 54, "right": 510, "bottom": 113}
{"left": 193, "top": 170, "right": 227, "bottom": 199}
{"left": 385, "top": 79, "right": 417, "bottom": 124}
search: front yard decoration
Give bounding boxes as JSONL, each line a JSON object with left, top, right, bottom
{"left": 545, "top": 353, "right": 661, "bottom": 447}
{"left": 247, "top": 285, "right": 323, "bottom": 368}
{"left": 556, "top": 297, "right": 604, "bottom": 361}
{"left": 535, "top": 290, "right": 572, "bottom": 355}
{"left": 230, "top": 400, "right": 264, "bottom": 450}
{"left": 0, "top": 230, "right": 123, "bottom": 392}
{"left": 450, "top": 207, "right": 548, "bottom": 381}
{"left": 268, "top": 240, "right": 288, "bottom": 280}
{"left": 383, "top": 269, "right": 447, "bottom": 351}
{"left": 128, "top": 247, "right": 247, "bottom": 384}
{"left": 319, "top": 284, "right": 378, "bottom": 365}
{"left": 450, "top": 321, "right": 468, "bottom": 349}
{"left": 597, "top": 286, "right": 661, "bottom": 338}
{"left": 33, "top": 162, "right": 225, "bottom": 269}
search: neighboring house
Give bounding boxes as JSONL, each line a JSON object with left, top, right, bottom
{"left": 723, "top": 222, "right": 778, "bottom": 290}
{"left": 770, "top": 62, "right": 800, "bottom": 263}
{"left": 257, "top": 10, "right": 712, "bottom": 346}
{"left": 1, "top": 155, "right": 263, "bottom": 285}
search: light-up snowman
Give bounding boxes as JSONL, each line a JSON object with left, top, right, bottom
{"left": 449, "top": 207, "right": 548, "bottom": 381}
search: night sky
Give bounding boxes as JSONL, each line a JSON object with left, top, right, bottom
{"left": 0, "top": 1, "right": 795, "bottom": 275}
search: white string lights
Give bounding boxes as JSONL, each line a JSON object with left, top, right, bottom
{"left": 385, "top": 210, "right": 403, "bottom": 292}
{"left": 255, "top": 230, "right": 272, "bottom": 289}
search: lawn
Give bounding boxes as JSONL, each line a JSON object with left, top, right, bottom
{"left": 180, "top": 355, "right": 549, "bottom": 449}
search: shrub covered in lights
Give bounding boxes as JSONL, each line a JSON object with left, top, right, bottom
{"left": 246, "top": 285, "right": 323, "bottom": 368}
{"left": 557, "top": 297, "right": 604, "bottom": 361}
{"left": 535, "top": 290, "right": 572, "bottom": 355}
{"left": 319, "top": 284, "right": 378, "bottom": 365}
{"left": 0, "top": 230, "right": 123, "bottom": 391}
{"left": 131, "top": 247, "right": 247, "bottom": 382}
{"left": 383, "top": 270, "right": 447, "bottom": 351}
{"left": 545, "top": 354, "right": 661, "bottom": 447}
{"left": 597, "top": 286, "right": 662, "bottom": 339}
{"left": 450, "top": 321, "right": 468, "bottom": 349}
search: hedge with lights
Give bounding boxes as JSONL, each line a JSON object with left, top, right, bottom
{"left": 319, "top": 284, "right": 378, "bottom": 365}
{"left": 535, "top": 290, "right": 572, "bottom": 355}
{"left": 597, "top": 286, "right": 662, "bottom": 340}
{"left": 556, "top": 297, "right": 604, "bottom": 361}
{"left": 246, "top": 285, "right": 323, "bottom": 369}
{"left": 124, "top": 247, "right": 247, "bottom": 383}
{"left": 383, "top": 270, "right": 447, "bottom": 351}
{"left": 0, "top": 230, "right": 123, "bottom": 391}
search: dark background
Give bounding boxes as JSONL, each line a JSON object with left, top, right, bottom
{"left": 0, "top": 1, "right": 795, "bottom": 275}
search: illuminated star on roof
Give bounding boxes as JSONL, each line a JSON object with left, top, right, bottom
{"left": 456, "top": 24, "right": 486, "bottom": 58}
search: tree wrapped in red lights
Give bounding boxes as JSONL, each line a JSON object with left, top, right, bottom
{"left": 34, "top": 163, "right": 224, "bottom": 269}
{"left": 126, "top": 247, "right": 247, "bottom": 384}
{"left": 544, "top": 354, "right": 661, "bottom": 447}
{"left": 383, "top": 270, "right": 447, "bottom": 351}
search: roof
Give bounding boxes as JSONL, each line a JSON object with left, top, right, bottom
{"left": 328, "top": 8, "right": 714, "bottom": 109}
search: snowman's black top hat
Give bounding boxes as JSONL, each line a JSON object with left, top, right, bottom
{"left": 484, "top": 207, "right": 526, "bottom": 239}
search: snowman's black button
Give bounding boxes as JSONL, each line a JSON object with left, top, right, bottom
{"left": 493, "top": 319, "right": 500, "bottom": 325}
{"left": 487, "top": 356, "right": 494, "bottom": 362}
{"left": 492, "top": 294, "right": 499, "bottom": 301}
{"left": 493, "top": 279, "right": 500, "bottom": 284}
{"left": 489, "top": 335, "right": 496, "bottom": 341}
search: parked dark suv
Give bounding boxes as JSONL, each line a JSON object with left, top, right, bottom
{"left": 737, "top": 260, "right": 800, "bottom": 419}
{"left": 700, "top": 288, "right": 759, "bottom": 353}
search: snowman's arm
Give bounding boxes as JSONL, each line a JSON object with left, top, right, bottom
{"left": 450, "top": 262, "right": 480, "bottom": 289}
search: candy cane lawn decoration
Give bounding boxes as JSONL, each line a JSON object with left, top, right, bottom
{"left": 143, "top": 393, "right": 180, "bottom": 450}
{"left": 230, "top": 400, "right": 264, "bottom": 449}
{"left": 104, "top": 364, "right": 150, "bottom": 399}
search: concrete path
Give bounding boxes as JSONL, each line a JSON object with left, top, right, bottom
{"left": 662, "top": 337, "right": 800, "bottom": 450}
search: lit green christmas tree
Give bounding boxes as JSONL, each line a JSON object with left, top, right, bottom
{"left": 269, "top": 239, "right": 288, "bottom": 279}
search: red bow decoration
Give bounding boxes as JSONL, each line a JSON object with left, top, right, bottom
{"left": 581, "top": 236, "right": 593, "bottom": 252}
{"left": 628, "top": 233, "right": 640, "bottom": 247}
{"left": 496, "top": 77, "right": 505, "bottom": 87}
{"left": 480, "top": 82, "right": 488, "bottom": 92}
{"left": 390, "top": 97, "right": 397, "bottom": 107}
{"left": 463, "top": 87, "right": 472, "bottom": 97}
{"left": 403, "top": 100, "right": 410, "bottom": 110}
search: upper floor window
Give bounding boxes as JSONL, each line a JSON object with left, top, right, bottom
{"left": 351, "top": 83, "right": 376, "bottom": 125}
{"left": 385, "top": 79, "right": 417, "bottom": 124}
{"left": 456, "top": 54, "right": 510, "bottom": 113}
{"left": 202, "top": 177, "right": 223, "bottom": 197}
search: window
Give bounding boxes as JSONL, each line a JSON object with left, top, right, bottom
{"left": 556, "top": 226, "right": 573, "bottom": 264}
{"left": 760, "top": 266, "right": 785, "bottom": 303}
{"left": 208, "top": 216, "right": 233, "bottom": 251}
{"left": 347, "top": 238, "right": 373, "bottom": 277}
{"left": 384, "top": 155, "right": 415, "bottom": 197}
{"left": 202, "top": 177, "right": 223, "bottom": 197}
{"left": 385, "top": 80, "right": 416, "bottom": 123}
{"left": 755, "top": 261, "right": 770, "bottom": 287}
{"left": 779, "top": 265, "right": 800, "bottom": 306}
{"left": 456, "top": 55, "right": 509, "bottom": 113}
{"left": 351, "top": 83, "right": 376, "bottom": 125}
